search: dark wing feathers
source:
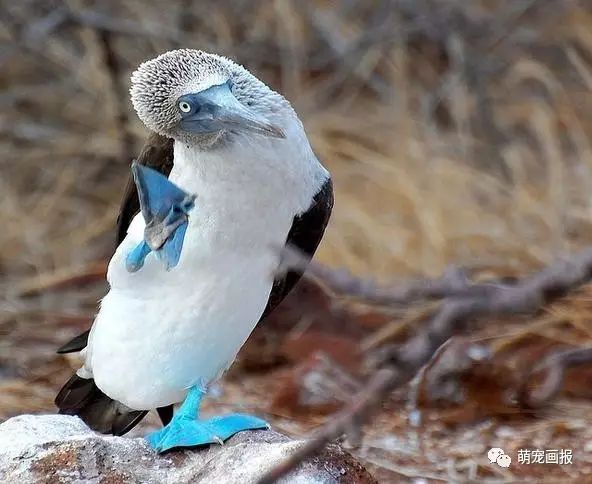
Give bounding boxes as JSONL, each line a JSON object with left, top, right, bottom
{"left": 261, "top": 176, "right": 333, "bottom": 318}
{"left": 56, "top": 374, "right": 148, "bottom": 435}
{"left": 56, "top": 132, "right": 333, "bottom": 436}
{"left": 57, "top": 329, "right": 90, "bottom": 354}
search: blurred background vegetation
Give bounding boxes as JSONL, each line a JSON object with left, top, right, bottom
{"left": 3, "top": 0, "right": 592, "bottom": 481}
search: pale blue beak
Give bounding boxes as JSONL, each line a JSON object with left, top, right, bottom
{"left": 177, "top": 82, "right": 285, "bottom": 139}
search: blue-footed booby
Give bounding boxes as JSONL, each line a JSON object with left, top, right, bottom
{"left": 55, "top": 49, "right": 333, "bottom": 452}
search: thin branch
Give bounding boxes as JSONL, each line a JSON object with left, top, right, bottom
{"left": 95, "top": 28, "right": 135, "bottom": 163}
{"left": 260, "top": 248, "right": 592, "bottom": 483}
{"left": 258, "top": 368, "right": 396, "bottom": 484}
{"left": 279, "top": 244, "right": 505, "bottom": 306}
{"left": 16, "top": 261, "right": 107, "bottom": 297}
{"left": 520, "top": 346, "right": 592, "bottom": 407}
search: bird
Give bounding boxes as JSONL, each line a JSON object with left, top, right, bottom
{"left": 55, "top": 49, "right": 333, "bottom": 452}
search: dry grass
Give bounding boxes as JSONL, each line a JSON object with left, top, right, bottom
{"left": 3, "top": 0, "right": 592, "bottom": 481}
{"left": 3, "top": 0, "right": 592, "bottom": 278}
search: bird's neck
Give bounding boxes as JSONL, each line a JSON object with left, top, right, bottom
{"left": 169, "top": 139, "right": 270, "bottom": 194}
{"left": 168, "top": 132, "right": 327, "bottom": 216}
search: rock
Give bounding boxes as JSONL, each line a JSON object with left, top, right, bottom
{"left": 0, "top": 414, "right": 375, "bottom": 483}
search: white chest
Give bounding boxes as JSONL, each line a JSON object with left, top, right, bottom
{"left": 87, "top": 127, "right": 328, "bottom": 409}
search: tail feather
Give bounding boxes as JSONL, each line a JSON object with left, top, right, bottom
{"left": 54, "top": 374, "right": 96, "bottom": 410}
{"left": 156, "top": 405, "right": 174, "bottom": 426}
{"left": 55, "top": 374, "right": 147, "bottom": 436}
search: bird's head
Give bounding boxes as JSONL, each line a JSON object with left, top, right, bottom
{"left": 130, "top": 49, "right": 287, "bottom": 147}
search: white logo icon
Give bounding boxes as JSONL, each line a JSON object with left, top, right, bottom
{"left": 488, "top": 448, "right": 512, "bottom": 468}
{"left": 497, "top": 454, "right": 512, "bottom": 468}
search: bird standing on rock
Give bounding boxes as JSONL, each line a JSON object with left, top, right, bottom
{"left": 55, "top": 49, "right": 333, "bottom": 452}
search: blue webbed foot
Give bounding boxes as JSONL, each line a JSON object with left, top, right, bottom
{"left": 154, "top": 217, "right": 189, "bottom": 270}
{"left": 126, "top": 240, "right": 151, "bottom": 272}
{"left": 146, "top": 385, "right": 268, "bottom": 453}
{"left": 146, "top": 413, "right": 268, "bottom": 453}
{"left": 125, "top": 162, "right": 196, "bottom": 273}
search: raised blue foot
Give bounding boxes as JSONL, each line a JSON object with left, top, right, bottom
{"left": 146, "top": 385, "right": 268, "bottom": 453}
{"left": 125, "top": 162, "right": 196, "bottom": 272}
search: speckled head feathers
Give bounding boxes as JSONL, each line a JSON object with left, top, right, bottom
{"left": 130, "top": 49, "right": 290, "bottom": 141}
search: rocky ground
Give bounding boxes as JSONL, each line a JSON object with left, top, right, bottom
{"left": 0, "top": 415, "right": 374, "bottom": 483}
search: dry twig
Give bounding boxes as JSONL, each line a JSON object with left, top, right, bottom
{"left": 16, "top": 261, "right": 107, "bottom": 297}
{"left": 279, "top": 244, "right": 502, "bottom": 306}
{"left": 520, "top": 346, "right": 592, "bottom": 407}
{"left": 96, "top": 30, "right": 135, "bottom": 163}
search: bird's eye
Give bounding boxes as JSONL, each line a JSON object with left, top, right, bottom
{"left": 179, "top": 101, "right": 192, "bottom": 113}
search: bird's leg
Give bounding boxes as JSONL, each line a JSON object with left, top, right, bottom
{"left": 145, "top": 385, "right": 269, "bottom": 453}
{"left": 125, "top": 163, "right": 195, "bottom": 273}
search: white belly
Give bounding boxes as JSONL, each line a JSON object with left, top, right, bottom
{"left": 89, "top": 249, "right": 274, "bottom": 409}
